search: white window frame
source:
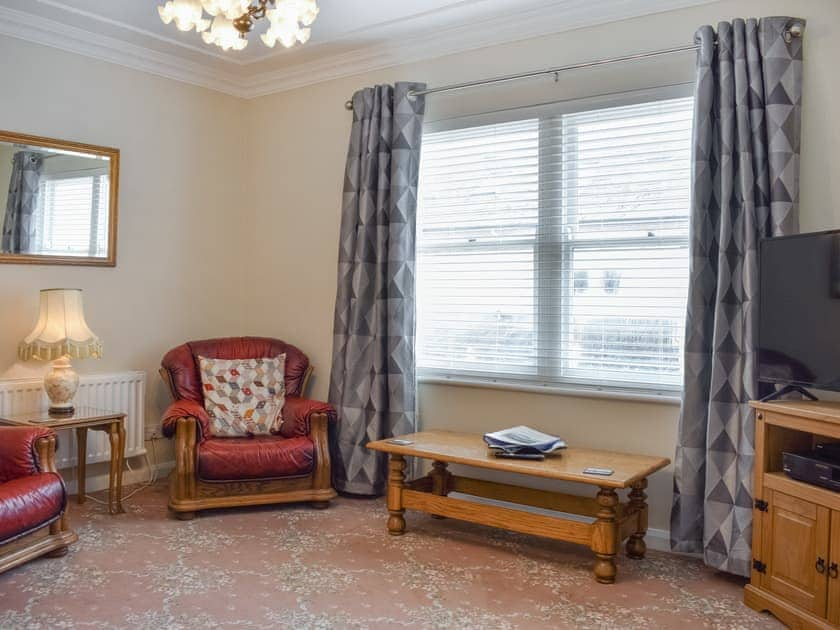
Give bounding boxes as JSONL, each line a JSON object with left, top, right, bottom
{"left": 416, "top": 84, "right": 693, "bottom": 403}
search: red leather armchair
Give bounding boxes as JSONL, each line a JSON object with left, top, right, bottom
{"left": 159, "top": 337, "right": 337, "bottom": 519}
{"left": 0, "top": 426, "right": 76, "bottom": 574}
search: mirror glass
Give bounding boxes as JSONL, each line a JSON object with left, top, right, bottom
{"left": 0, "top": 132, "right": 118, "bottom": 266}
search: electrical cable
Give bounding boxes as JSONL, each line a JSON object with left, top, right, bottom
{"left": 83, "top": 437, "right": 159, "bottom": 506}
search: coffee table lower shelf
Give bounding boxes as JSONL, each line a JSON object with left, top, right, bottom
{"left": 385, "top": 456, "right": 649, "bottom": 584}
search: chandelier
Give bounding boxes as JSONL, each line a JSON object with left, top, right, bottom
{"left": 158, "top": 0, "right": 319, "bottom": 51}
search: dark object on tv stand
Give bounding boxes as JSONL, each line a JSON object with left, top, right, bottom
{"left": 759, "top": 383, "right": 819, "bottom": 403}
{"left": 782, "top": 450, "right": 840, "bottom": 492}
{"left": 815, "top": 442, "right": 840, "bottom": 459}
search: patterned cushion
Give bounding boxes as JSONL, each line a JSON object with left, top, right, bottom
{"left": 198, "top": 355, "right": 286, "bottom": 437}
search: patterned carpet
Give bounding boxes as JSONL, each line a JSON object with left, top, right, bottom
{"left": 0, "top": 481, "right": 780, "bottom": 629}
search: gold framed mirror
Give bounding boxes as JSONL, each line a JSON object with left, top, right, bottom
{"left": 0, "top": 130, "right": 119, "bottom": 267}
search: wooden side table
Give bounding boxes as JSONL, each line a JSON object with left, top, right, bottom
{"left": 0, "top": 406, "right": 126, "bottom": 515}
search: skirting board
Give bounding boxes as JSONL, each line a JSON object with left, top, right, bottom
{"left": 643, "top": 526, "right": 670, "bottom": 552}
{"left": 61, "top": 460, "right": 174, "bottom": 497}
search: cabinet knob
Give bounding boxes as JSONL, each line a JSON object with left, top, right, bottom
{"left": 756, "top": 412, "right": 764, "bottom": 420}
{"left": 830, "top": 562, "right": 839, "bottom": 579}
{"left": 817, "top": 557, "right": 826, "bottom": 574}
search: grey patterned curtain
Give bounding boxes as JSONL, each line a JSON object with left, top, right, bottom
{"left": 1, "top": 151, "right": 43, "bottom": 254}
{"left": 671, "top": 17, "right": 805, "bottom": 576}
{"left": 329, "top": 82, "right": 426, "bottom": 496}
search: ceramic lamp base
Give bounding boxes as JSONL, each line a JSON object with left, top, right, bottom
{"left": 44, "top": 356, "right": 79, "bottom": 415}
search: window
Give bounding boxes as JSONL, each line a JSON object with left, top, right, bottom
{"left": 34, "top": 173, "right": 109, "bottom": 257}
{"left": 416, "top": 94, "right": 693, "bottom": 394}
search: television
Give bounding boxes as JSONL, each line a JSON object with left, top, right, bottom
{"left": 759, "top": 230, "right": 840, "bottom": 393}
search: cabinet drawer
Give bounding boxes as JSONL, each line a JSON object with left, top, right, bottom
{"left": 761, "top": 490, "right": 829, "bottom": 616}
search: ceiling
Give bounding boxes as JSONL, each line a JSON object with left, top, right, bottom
{"left": 0, "top": 0, "right": 715, "bottom": 98}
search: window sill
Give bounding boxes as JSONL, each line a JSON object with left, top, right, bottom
{"left": 417, "top": 375, "right": 682, "bottom": 406}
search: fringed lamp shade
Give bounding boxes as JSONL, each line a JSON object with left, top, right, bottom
{"left": 18, "top": 289, "right": 102, "bottom": 361}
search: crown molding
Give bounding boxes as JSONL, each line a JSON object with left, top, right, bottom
{"left": 0, "top": 5, "right": 244, "bottom": 96}
{"left": 32, "top": 0, "right": 252, "bottom": 66}
{"left": 0, "top": 0, "right": 717, "bottom": 100}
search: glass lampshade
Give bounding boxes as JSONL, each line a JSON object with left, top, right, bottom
{"left": 158, "top": 0, "right": 210, "bottom": 32}
{"left": 202, "top": 15, "right": 248, "bottom": 50}
{"left": 200, "top": 0, "right": 250, "bottom": 20}
{"left": 19, "top": 289, "right": 102, "bottom": 362}
{"left": 299, "top": 0, "right": 319, "bottom": 26}
{"left": 262, "top": 1, "right": 317, "bottom": 48}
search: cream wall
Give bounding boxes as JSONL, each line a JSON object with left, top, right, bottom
{"left": 243, "top": 0, "right": 840, "bottom": 533}
{"left": 0, "top": 144, "right": 14, "bottom": 212}
{"left": 0, "top": 37, "right": 248, "bottom": 471}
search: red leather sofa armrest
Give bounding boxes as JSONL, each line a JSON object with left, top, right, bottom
{"left": 280, "top": 397, "right": 337, "bottom": 438}
{"left": 0, "top": 426, "right": 55, "bottom": 483}
{"left": 161, "top": 399, "right": 211, "bottom": 441}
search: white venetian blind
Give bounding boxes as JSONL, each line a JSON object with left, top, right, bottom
{"left": 417, "top": 95, "right": 693, "bottom": 393}
{"left": 34, "top": 174, "right": 109, "bottom": 257}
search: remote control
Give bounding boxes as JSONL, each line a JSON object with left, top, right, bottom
{"left": 387, "top": 438, "right": 414, "bottom": 445}
{"left": 583, "top": 467, "right": 614, "bottom": 476}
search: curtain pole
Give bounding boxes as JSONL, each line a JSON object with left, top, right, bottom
{"left": 343, "top": 21, "right": 804, "bottom": 111}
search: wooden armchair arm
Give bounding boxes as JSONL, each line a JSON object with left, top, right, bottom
{"left": 34, "top": 435, "right": 59, "bottom": 475}
{"left": 309, "top": 413, "right": 332, "bottom": 492}
{"left": 280, "top": 397, "right": 337, "bottom": 438}
{"left": 172, "top": 416, "right": 198, "bottom": 503}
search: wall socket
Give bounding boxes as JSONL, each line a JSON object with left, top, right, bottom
{"left": 144, "top": 425, "right": 163, "bottom": 442}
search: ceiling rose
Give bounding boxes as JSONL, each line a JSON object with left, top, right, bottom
{"left": 158, "top": 0, "right": 319, "bottom": 51}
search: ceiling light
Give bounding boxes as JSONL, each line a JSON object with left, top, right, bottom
{"left": 158, "top": 0, "right": 319, "bottom": 51}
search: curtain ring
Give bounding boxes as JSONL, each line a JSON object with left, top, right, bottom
{"left": 344, "top": 100, "right": 354, "bottom": 111}
{"left": 784, "top": 21, "right": 804, "bottom": 43}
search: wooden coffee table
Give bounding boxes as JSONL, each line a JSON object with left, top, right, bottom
{"left": 367, "top": 430, "right": 670, "bottom": 583}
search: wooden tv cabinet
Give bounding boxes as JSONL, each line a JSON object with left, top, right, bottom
{"left": 746, "top": 400, "right": 840, "bottom": 628}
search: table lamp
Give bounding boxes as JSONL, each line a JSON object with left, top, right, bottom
{"left": 18, "top": 288, "right": 102, "bottom": 415}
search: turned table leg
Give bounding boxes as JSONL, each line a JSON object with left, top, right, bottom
{"left": 387, "top": 454, "right": 406, "bottom": 536}
{"left": 75, "top": 427, "right": 87, "bottom": 504}
{"left": 592, "top": 487, "right": 619, "bottom": 584}
{"left": 626, "top": 478, "right": 648, "bottom": 559}
{"left": 107, "top": 422, "right": 126, "bottom": 515}
{"left": 115, "top": 421, "right": 126, "bottom": 514}
{"left": 430, "top": 460, "right": 451, "bottom": 519}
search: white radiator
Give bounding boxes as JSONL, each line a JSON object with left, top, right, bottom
{"left": 0, "top": 371, "right": 146, "bottom": 469}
